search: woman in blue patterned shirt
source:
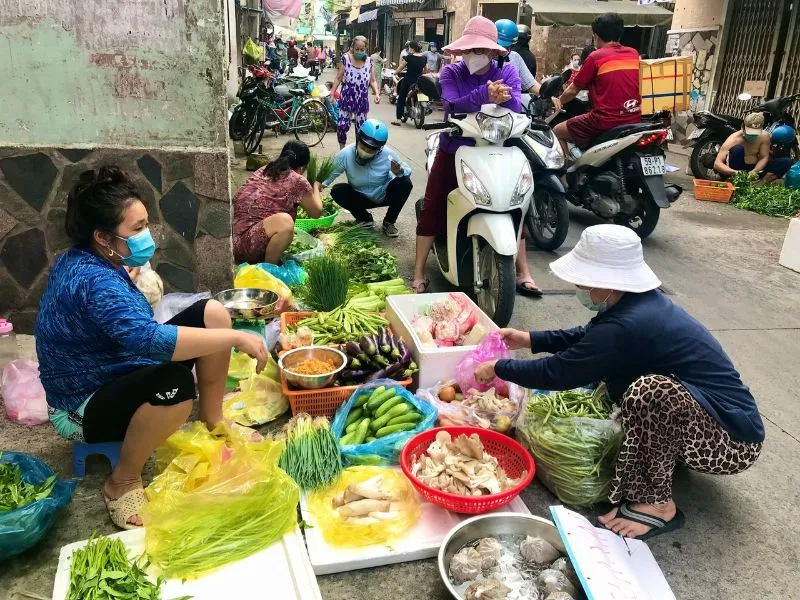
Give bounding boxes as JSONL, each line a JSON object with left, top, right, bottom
{"left": 35, "top": 167, "right": 268, "bottom": 529}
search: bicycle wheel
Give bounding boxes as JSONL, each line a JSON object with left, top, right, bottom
{"left": 292, "top": 99, "right": 328, "bottom": 147}
{"left": 242, "top": 109, "right": 265, "bottom": 154}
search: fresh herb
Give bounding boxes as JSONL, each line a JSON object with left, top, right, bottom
{"left": 299, "top": 255, "right": 350, "bottom": 311}
{"left": 314, "top": 221, "right": 378, "bottom": 247}
{"left": 297, "top": 195, "right": 338, "bottom": 220}
{"left": 278, "top": 414, "right": 342, "bottom": 491}
{"left": 282, "top": 238, "right": 315, "bottom": 260}
{"left": 730, "top": 171, "right": 800, "bottom": 217}
{"left": 305, "top": 154, "right": 336, "bottom": 184}
{"left": 337, "top": 240, "right": 399, "bottom": 283}
{"left": 0, "top": 457, "right": 56, "bottom": 512}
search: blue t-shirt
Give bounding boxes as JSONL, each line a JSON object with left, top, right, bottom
{"left": 495, "top": 290, "right": 764, "bottom": 443}
{"left": 323, "top": 144, "right": 411, "bottom": 203}
{"left": 35, "top": 248, "right": 178, "bottom": 412}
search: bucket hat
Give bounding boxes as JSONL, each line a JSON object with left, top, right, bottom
{"left": 443, "top": 16, "right": 507, "bottom": 55}
{"left": 549, "top": 225, "right": 661, "bottom": 293}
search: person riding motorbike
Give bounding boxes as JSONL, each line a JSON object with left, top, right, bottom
{"left": 510, "top": 24, "right": 537, "bottom": 80}
{"left": 553, "top": 12, "right": 642, "bottom": 156}
{"left": 287, "top": 40, "right": 299, "bottom": 68}
{"left": 496, "top": 19, "right": 540, "bottom": 107}
{"left": 392, "top": 41, "right": 427, "bottom": 127}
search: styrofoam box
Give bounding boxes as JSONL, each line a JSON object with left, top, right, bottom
{"left": 386, "top": 292, "right": 498, "bottom": 389}
{"left": 779, "top": 217, "right": 800, "bottom": 273}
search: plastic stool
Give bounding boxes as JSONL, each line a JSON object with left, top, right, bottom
{"left": 72, "top": 441, "right": 122, "bottom": 477}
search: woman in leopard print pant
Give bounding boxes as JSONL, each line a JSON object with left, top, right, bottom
{"left": 477, "top": 225, "right": 764, "bottom": 540}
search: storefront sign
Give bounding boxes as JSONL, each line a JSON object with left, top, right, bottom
{"left": 415, "top": 18, "right": 425, "bottom": 36}
{"left": 743, "top": 80, "right": 767, "bottom": 97}
{"left": 392, "top": 18, "right": 412, "bottom": 26}
{"left": 358, "top": 9, "right": 378, "bottom": 23}
{"left": 392, "top": 10, "right": 443, "bottom": 20}
{"left": 436, "top": 23, "right": 444, "bottom": 35}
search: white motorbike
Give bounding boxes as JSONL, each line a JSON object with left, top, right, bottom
{"left": 418, "top": 100, "right": 533, "bottom": 327}
{"left": 382, "top": 63, "right": 396, "bottom": 97}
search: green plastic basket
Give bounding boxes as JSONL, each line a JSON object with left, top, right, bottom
{"left": 295, "top": 209, "right": 339, "bottom": 231}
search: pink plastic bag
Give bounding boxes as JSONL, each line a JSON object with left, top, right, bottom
{"left": 455, "top": 331, "right": 511, "bottom": 393}
{"left": 1, "top": 360, "right": 48, "bottom": 426}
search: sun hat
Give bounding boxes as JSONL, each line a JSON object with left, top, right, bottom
{"left": 549, "top": 224, "right": 661, "bottom": 293}
{"left": 743, "top": 112, "right": 765, "bottom": 136}
{"left": 443, "top": 16, "right": 507, "bottom": 55}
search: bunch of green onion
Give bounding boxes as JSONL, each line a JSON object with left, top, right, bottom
{"left": 299, "top": 255, "right": 350, "bottom": 312}
{"left": 278, "top": 414, "right": 342, "bottom": 492}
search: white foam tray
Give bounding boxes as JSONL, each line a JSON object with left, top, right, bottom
{"left": 385, "top": 292, "right": 499, "bottom": 389}
{"left": 300, "top": 483, "right": 530, "bottom": 575}
{"left": 52, "top": 527, "right": 321, "bottom": 600}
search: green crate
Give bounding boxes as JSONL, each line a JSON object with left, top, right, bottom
{"left": 295, "top": 209, "right": 339, "bottom": 231}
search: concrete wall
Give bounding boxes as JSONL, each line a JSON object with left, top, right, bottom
{"left": 671, "top": 0, "right": 726, "bottom": 30}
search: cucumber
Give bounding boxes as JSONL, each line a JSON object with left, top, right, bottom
{"left": 346, "top": 421, "right": 359, "bottom": 434}
{"left": 366, "top": 388, "right": 396, "bottom": 413}
{"left": 366, "top": 436, "right": 376, "bottom": 442}
{"left": 353, "top": 392, "right": 371, "bottom": 408}
{"left": 375, "top": 422, "right": 417, "bottom": 438}
{"left": 369, "top": 403, "right": 410, "bottom": 432}
{"left": 353, "top": 418, "right": 371, "bottom": 444}
{"left": 339, "top": 432, "right": 355, "bottom": 446}
{"left": 374, "top": 395, "right": 403, "bottom": 418}
{"left": 344, "top": 407, "right": 364, "bottom": 429}
{"left": 386, "top": 412, "right": 422, "bottom": 427}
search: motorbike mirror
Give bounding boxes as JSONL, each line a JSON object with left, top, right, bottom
{"left": 738, "top": 92, "right": 753, "bottom": 101}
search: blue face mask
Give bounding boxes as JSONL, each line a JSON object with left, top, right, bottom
{"left": 113, "top": 229, "right": 156, "bottom": 268}
{"left": 576, "top": 288, "right": 610, "bottom": 312}
{"left": 354, "top": 51, "right": 367, "bottom": 60}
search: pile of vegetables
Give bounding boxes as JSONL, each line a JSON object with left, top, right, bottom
{"left": 66, "top": 534, "right": 178, "bottom": 600}
{"left": 0, "top": 457, "right": 55, "bottom": 512}
{"left": 337, "top": 240, "right": 399, "bottom": 283}
{"left": 516, "top": 387, "right": 622, "bottom": 507}
{"left": 731, "top": 171, "right": 800, "bottom": 217}
{"left": 313, "top": 221, "right": 378, "bottom": 249}
{"left": 298, "top": 255, "right": 350, "bottom": 311}
{"left": 282, "top": 237, "right": 315, "bottom": 260}
{"left": 412, "top": 294, "right": 487, "bottom": 348}
{"left": 292, "top": 307, "right": 389, "bottom": 344}
{"left": 341, "top": 328, "right": 418, "bottom": 384}
{"left": 339, "top": 385, "right": 423, "bottom": 445}
{"left": 297, "top": 195, "right": 338, "bottom": 220}
{"left": 277, "top": 413, "right": 342, "bottom": 491}
{"left": 433, "top": 381, "right": 518, "bottom": 433}
{"left": 346, "top": 278, "right": 412, "bottom": 312}
{"left": 330, "top": 474, "right": 403, "bottom": 523}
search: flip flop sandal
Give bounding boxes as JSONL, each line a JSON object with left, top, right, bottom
{"left": 411, "top": 278, "right": 429, "bottom": 293}
{"left": 103, "top": 486, "right": 147, "bottom": 530}
{"left": 516, "top": 277, "right": 543, "bottom": 297}
{"left": 601, "top": 503, "right": 686, "bottom": 541}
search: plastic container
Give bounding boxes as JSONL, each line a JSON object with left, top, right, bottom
{"left": 0, "top": 319, "right": 17, "bottom": 373}
{"left": 400, "top": 426, "right": 535, "bottom": 514}
{"left": 295, "top": 210, "right": 339, "bottom": 232}
{"left": 694, "top": 179, "right": 734, "bottom": 202}
{"left": 385, "top": 293, "right": 498, "bottom": 388}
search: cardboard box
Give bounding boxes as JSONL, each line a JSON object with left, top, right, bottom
{"left": 639, "top": 56, "right": 693, "bottom": 115}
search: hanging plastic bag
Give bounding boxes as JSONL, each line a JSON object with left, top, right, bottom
{"left": 142, "top": 422, "right": 298, "bottom": 579}
{"left": 307, "top": 466, "right": 420, "bottom": 548}
{"left": 1, "top": 360, "right": 49, "bottom": 426}
{"left": 224, "top": 359, "right": 287, "bottom": 426}
{"left": 234, "top": 263, "right": 294, "bottom": 307}
{"left": 331, "top": 380, "right": 437, "bottom": 466}
{"left": 0, "top": 451, "right": 77, "bottom": 560}
{"left": 153, "top": 292, "right": 212, "bottom": 324}
{"left": 243, "top": 37, "right": 264, "bottom": 62}
{"left": 785, "top": 160, "right": 800, "bottom": 190}
{"left": 256, "top": 260, "right": 306, "bottom": 287}
{"left": 416, "top": 378, "right": 524, "bottom": 434}
{"left": 454, "top": 330, "right": 512, "bottom": 393}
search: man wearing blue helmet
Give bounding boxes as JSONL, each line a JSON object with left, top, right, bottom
{"left": 496, "top": 19, "right": 540, "bottom": 106}
{"left": 322, "top": 119, "right": 412, "bottom": 237}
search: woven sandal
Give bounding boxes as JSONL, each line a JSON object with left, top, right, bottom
{"left": 103, "top": 486, "right": 146, "bottom": 530}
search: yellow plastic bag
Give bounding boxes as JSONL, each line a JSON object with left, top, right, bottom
{"left": 142, "top": 423, "right": 299, "bottom": 579}
{"left": 307, "top": 466, "right": 420, "bottom": 548}
{"left": 234, "top": 264, "right": 293, "bottom": 305}
{"left": 224, "top": 368, "right": 288, "bottom": 426}
{"left": 243, "top": 37, "right": 264, "bottom": 62}
{"left": 228, "top": 350, "right": 256, "bottom": 381}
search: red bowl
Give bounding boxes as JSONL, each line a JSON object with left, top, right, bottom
{"left": 400, "top": 426, "right": 535, "bottom": 514}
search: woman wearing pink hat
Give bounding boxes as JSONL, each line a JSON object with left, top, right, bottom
{"left": 412, "top": 16, "right": 541, "bottom": 296}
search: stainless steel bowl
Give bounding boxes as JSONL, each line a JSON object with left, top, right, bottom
{"left": 215, "top": 288, "right": 279, "bottom": 321}
{"left": 278, "top": 346, "right": 347, "bottom": 390}
{"left": 438, "top": 513, "right": 566, "bottom": 599}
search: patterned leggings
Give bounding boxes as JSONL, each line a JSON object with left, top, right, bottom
{"left": 337, "top": 110, "right": 367, "bottom": 145}
{"left": 609, "top": 375, "right": 762, "bottom": 505}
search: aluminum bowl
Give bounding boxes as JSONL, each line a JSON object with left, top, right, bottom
{"left": 278, "top": 346, "right": 347, "bottom": 390}
{"left": 215, "top": 288, "right": 279, "bottom": 321}
{"left": 438, "top": 513, "right": 566, "bottom": 599}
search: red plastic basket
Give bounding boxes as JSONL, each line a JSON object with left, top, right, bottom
{"left": 400, "top": 426, "right": 535, "bottom": 514}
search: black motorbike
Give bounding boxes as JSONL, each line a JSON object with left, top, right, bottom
{"left": 688, "top": 93, "right": 800, "bottom": 180}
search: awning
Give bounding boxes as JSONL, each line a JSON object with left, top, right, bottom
{"left": 530, "top": 0, "right": 673, "bottom": 27}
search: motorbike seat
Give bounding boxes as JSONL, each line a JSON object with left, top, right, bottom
{"left": 591, "top": 122, "right": 663, "bottom": 146}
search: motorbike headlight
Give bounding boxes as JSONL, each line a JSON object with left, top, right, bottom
{"left": 476, "top": 112, "right": 513, "bottom": 143}
{"left": 510, "top": 162, "right": 533, "bottom": 206}
{"left": 461, "top": 161, "right": 492, "bottom": 206}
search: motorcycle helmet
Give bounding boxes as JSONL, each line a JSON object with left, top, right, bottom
{"left": 516, "top": 24, "right": 532, "bottom": 43}
{"left": 495, "top": 19, "right": 518, "bottom": 48}
{"left": 771, "top": 124, "right": 796, "bottom": 145}
{"left": 355, "top": 119, "right": 388, "bottom": 164}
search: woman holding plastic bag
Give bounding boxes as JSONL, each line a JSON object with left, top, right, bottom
{"left": 474, "top": 225, "right": 763, "bottom": 541}
{"left": 233, "top": 140, "right": 323, "bottom": 265}
{"left": 35, "top": 167, "right": 269, "bottom": 530}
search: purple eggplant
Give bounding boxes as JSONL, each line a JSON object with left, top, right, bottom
{"left": 341, "top": 368, "right": 371, "bottom": 382}
{"left": 387, "top": 334, "right": 400, "bottom": 359}
{"left": 366, "top": 360, "right": 405, "bottom": 381}
{"left": 374, "top": 354, "right": 390, "bottom": 367}
{"left": 397, "top": 341, "right": 413, "bottom": 366}
{"left": 360, "top": 335, "right": 377, "bottom": 356}
{"left": 379, "top": 327, "right": 392, "bottom": 355}
{"left": 345, "top": 341, "right": 362, "bottom": 358}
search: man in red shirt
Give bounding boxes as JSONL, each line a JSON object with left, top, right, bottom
{"left": 553, "top": 13, "right": 641, "bottom": 153}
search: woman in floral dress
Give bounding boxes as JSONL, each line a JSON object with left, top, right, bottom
{"left": 330, "top": 36, "right": 381, "bottom": 149}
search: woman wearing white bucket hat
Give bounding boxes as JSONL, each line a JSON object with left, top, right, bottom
{"left": 475, "top": 224, "right": 763, "bottom": 540}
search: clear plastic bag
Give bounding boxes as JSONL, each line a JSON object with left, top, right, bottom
{"left": 289, "top": 228, "right": 325, "bottom": 263}
{"left": 330, "top": 380, "right": 438, "bottom": 466}
{"left": 307, "top": 466, "right": 420, "bottom": 548}
{"left": 153, "top": 292, "right": 212, "bottom": 324}
{"left": 224, "top": 364, "right": 288, "bottom": 426}
{"left": 0, "top": 451, "right": 77, "bottom": 560}
{"left": 416, "top": 379, "right": 524, "bottom": 434}
{"left": 1, "top": 359, "right": 48, "bottom": 426}
{"left": 455, "top": 331, "right": 512, "bottom": 393}
{"left": 142, "top": 422, "right": 298, "bottom": 579}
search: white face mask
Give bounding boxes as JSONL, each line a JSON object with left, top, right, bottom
{"left": 463, "top": 52, "right": 491, "bottom": 74}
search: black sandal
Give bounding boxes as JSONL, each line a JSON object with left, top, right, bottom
{"left": 599, "top": 503, "right": 686, "bottom": 541}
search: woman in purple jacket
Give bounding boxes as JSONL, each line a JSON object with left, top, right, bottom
{"left": 411, "top": 16, "right": 541, "bottom": 296}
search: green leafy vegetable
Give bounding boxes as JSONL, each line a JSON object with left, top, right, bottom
{"left": 282, "top": 238, "right": 315, "bottom": 260}
{"left": 314, "top": 221, "right": 379, "bottom": 247}
{"left": 278, "top": 414, "right": 342, "bottom": 491}
{"left": 0, "top": 457, "right": 56, "bottom": 512}
{"left": 305, "top": 154, "right": 336, "bottom": 184}
{"left": 299, "top": 255, "right": 350, "bottom": 311}
{"left": 730, "top": 171, "right": 800, "bottom": 217}
{"left": 297, "top": 195, "right": 338, "bottom": 220}
{"left": 337, "top": 240, "right": 399, "bottom": 283}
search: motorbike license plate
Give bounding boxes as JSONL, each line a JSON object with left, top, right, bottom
{"left": 688, "top": 127, "right": 705, "bottom": 140}
{"left": 640, "top": 155, "right": 666, "bottom": 176}
{"left": 417, "top": 92, "right": 429, "bottom": 102}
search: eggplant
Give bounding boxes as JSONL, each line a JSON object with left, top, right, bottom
{"left": 345, "top": 341, "right": 362, "bottom": 358}
{"left": 351, "top": 358, "right": 362, "bottom": 368}
{"left": 398, "top": 342, "right": 413, "bottom": 366}
{"left": 388, "top": 334, "right": 400, "bottom": 359}
{"left": 341, "top": 368, "right": 371, "bottom": 382}
{"left": 366, "top": 360, "right": 405, "bottom": 381}
{"left": 374, "top": 355, "right": 389, "bottom": 367}
{"left": 360, "top": 335, "right": 377, "bottom": 356}
{"left": 379, "top": 327, "right": 392, "bottom": 355}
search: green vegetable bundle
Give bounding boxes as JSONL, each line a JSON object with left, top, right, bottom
{"left": 299, "top": 255, "right": 350, "bottom": 311}
{"left": 730, "top": 171, "right": 800, "bottom": 217}
{"left": 346, "top": 278, "right": 412, "bottom": 312}
{"left": 340, "top": 385, "right": 423, "bottom": 446}
{"left": 297, "top": 195, "right": 338, "bottom": 220}
{"left": 0, "top": 458, "right": 55, "bottom": 512}
{"left": 294, "top": 307, "right": 389, "bottom": 344}
{"left": 314, "top": 221, "right": 378, "bottom": 248}
{"left": 278, "top": 414, "right": 342, "bottom": 491}
{"left": 516, "top": 387, "right": 622, "bottom": 507}
{"left": 282, "top": 238, "right": 315, "bottom": 260}
{"left": 305, "top": 155, "right": 336, "bottom": 184}
{"left": 337, "top": 240, "right": 399, "bottom": 283}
